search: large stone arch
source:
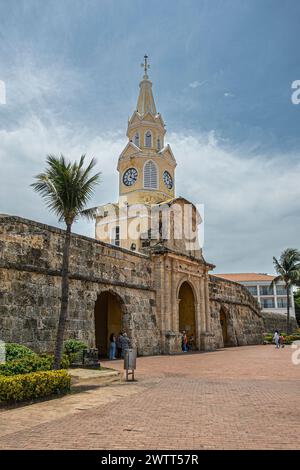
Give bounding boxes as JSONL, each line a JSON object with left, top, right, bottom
{"left": 176, "top": 276, "right": 200, "bottom": 305}
{"left": 94, "top": 289, "right": 128, "bottom": 357}
{"left": 177, "top": 279, "right": 198, "bottom": 350}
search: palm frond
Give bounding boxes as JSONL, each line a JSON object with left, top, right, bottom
{"left": 273, "top": 249, "right": 300, "bottom": 288}
{"left": 31, "top": 154, "right": 101, "bottom": 226}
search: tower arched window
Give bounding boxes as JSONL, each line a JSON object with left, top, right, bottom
{"left": 145, "top": 131, "right": 152, "bottom": 148}
{"left": 143, "top": 160, "right": 158, "bottom": 189}
{"left": 134, "top": 132, "right": 140, "bottom": 147}
{"left": 157, "top": 137, "right": 161, "bottom": 150}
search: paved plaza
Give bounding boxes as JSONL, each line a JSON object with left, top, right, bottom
{"left": 0, "top": 345, "right": 299, "bottom": 450}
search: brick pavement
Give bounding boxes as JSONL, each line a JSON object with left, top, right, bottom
{"left": 0, "top": 345, "right": 299, "bottom": 450}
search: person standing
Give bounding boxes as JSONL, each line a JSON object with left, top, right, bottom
{"left": 273, "top": 330, "right": 280, "bottom": 349}
{"left": 120, "top": 332, "right": 130, "bottom": 358}
{"left": 188, "top": 334, "right": 194, "bottom": 352}
{"left": 116, "top": 332, "right": 122, "bottom": 358}
{"left": 182, "top": 331, "right": 188, "bottom": 352}
{"left": 109, "top": 333, "right": 116, "bottom": 360}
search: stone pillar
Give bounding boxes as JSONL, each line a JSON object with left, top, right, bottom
{"left": 164, "top": 257, "right": 172, "bottom": 332}
{"left": 204, "top": 274, "right": 211, "bottom": 333}
{"left": 199, "top": 277, "right": 206, "bottom": 333}
{"left": 171, "top": 259, "right": 177, "bottom": 331}
{"left": 195, "top": 301, "right": 201, "bottom": 350}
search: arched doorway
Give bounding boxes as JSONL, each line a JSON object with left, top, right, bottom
{"left": 220, "top": 308, "right": 228, "bottom": 346}
{"left": 94, "top": 291, "right": 123, "bottom": 357}
{"left": 178, "top": 281, "right": 196, "bottom": 348}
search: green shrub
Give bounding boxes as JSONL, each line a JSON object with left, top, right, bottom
{"left": 0, "top": 354, "right": 70, "bottom": 377}
{"left": 64, "top": 339, "right": 87, "bottom": 355}
{"left": 263, "top": 331, "right": 300, "bottom": 345}
{"left": 283, "top": 334, "right": 300, "bottom": 345}
{"left": 5, "top": 343, "right": 37, "bottom": 362}
{"left": 0, "top": 370, "right": 71, "bottom": 403}
{"left": 264, "top": 334, "right": 273, "bottom": 343}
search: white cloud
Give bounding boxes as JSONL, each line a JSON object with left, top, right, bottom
{"left": 224, "top": 92, "right": 235, "bottom": 98}
{"left": 169, "top": 131, "right": 300, "bottom": 272}
{"left": 0, "top": 119, "right": 299, "bottom": 273}
{"left": 0, "top": 80, "right": 6, "bottom": 105}
{"left": 0, "top": 117, "right": 124, "bottom": 237}
{"left": 189, "top": 80, "right": 207, "bottom": 89}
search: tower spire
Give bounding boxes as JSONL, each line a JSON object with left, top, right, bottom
{"left": 137, "top": 54, "right": 157, "bottom": 115}
{"left": 141, "top": 54, "right": 150, "bottom": 79}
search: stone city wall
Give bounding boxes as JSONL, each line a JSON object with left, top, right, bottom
{"left": 0, "top": 215, "right": 268, "bottom": 356}
{"left": 0, "top": 215, "right": 160, "bottom": 355}
{"left": 209, "top": 275, "right": 264, "bottom": 348}
{"left": 262, "top": 311, "right": 298, "bottom": 334}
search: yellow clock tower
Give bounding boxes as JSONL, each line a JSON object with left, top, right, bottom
{"left": 95, "top": 56, "right": 201, "bottom": 257}
{"left": 117, "top": 55, "right": 176, "bottom": 206}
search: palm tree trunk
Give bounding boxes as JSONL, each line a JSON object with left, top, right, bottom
{"left": 53, "top": 223, "right": 72, "bottom": 370}
{"left": 286, "top": 285, "right": 290, "bottom": 335}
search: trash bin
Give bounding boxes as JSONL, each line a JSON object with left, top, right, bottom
{"left": 124, "top": 348, "right": 136, "bottom": 381}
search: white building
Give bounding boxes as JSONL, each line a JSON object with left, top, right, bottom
{"left": 214, "top": 273, "right": 296, "bottom": 317}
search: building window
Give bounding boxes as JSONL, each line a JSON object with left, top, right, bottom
{"left": 145, "top": 131, "right": 152, "bottom": 147}
{"left": 275, "top": 285, "right": 286, "bottom": 295}
{"left": 143, "top": 160, "right": 158, "bottom": 189}
{"left": 246, "top": 286, "right": 258, "bottom": 296}
{"left": 259, "top": 285, "right": 274, "bottom": 296}
{"left": 277, "top": 297, "right": 292, "bottom": 308}
{"left": 134, "top": 133, "right": 139, "bottom": 147}
{"left": 157, "top": 137, "right": 161, "bottom": 150}
{"left": 111, "top": 226, "right": 120, "bottom": 247}
{"left": 260, "top": 297, "right": 275, "bottom": 309}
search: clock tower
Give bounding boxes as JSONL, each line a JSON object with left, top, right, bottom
{"left": 117, "top": 55, "right": 177, "bottom": 206}
{"left": 95, "top": 56, "right": 201, "bottom": 257}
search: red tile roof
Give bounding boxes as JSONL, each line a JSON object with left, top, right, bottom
{"left": 214, "top": 273, "right": 276, "bottom": 282}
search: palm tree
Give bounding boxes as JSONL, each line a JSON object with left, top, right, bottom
{"left": 272, "top": 248, "right": 300, "bottom": 334}
{"left": 32, "top": 155, "right": 101, "bottom": 369}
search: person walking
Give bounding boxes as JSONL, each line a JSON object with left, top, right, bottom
{"left": 279, "top": 333, "right": 285, "bottom": 348}
{"left": 109, "top": 333, "right": 116, "bottom": 360}
{"left": 116, "top": 332, "right": 122, "bottom": 358}
{"left": 120, "top": 332, "right": 130, "bottom": 359}
{"left": 273, "top": 330, "right": 280, "bottom": 349}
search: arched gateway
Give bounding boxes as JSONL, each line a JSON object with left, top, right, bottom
{"left": 94, "top": 291, "right": 123, "bottom": 357}
{"left": 178, "top": 281, "right": 196, "bottom": 349}
{"left": 220, "top": 307, "right": 228, "bottom": 347}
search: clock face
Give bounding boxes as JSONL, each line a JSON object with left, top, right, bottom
{"left": 163, "top": 170, "right": 173, "bottom": 190}
{"left": 123, "top": 167, "right": 138, "bottom": 186}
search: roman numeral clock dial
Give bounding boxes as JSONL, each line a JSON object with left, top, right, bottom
{"left": 163, "top": 170, "right": 173, "bottom": 190}
{"left": 123, "top": 168, "right": 138, "bottom": 186}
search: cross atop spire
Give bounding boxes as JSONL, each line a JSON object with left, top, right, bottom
{"left": 141, "top": 54, "right": 150, "bottom": 79}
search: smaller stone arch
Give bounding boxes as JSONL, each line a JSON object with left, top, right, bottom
{"left": 94, "top": 289, "right": 128, "bottom": 358}
{"left": 219, "top": 305, "right": 229, "bottom": 347}
{"left": 219, "top": 305, "right": 237, "bottom": 347}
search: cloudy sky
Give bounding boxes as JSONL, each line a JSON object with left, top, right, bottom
{"left": 0, "top": 0, "right": 299, "bottom": 274}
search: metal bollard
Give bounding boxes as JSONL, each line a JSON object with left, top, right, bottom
{"left": 124, "top": 348, "right": 137, "bottom": 381}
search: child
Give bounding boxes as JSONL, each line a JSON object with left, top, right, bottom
{"left": 279, "top": 334, "right": 285, "bottom": 348}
